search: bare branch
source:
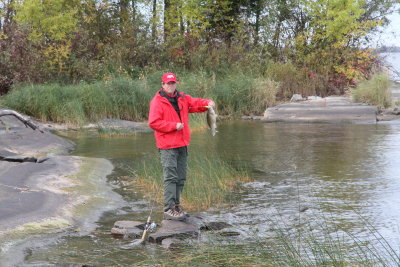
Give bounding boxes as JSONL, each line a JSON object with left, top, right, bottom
{"left": 0, "top": 110, "right": 43, "bottom": 132}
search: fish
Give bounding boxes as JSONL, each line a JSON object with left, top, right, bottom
{"left": 206, "top": 106, "right": 217, "bottom": 136}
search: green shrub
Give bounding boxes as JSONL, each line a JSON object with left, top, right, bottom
{"left": 352, "top": 73, "right": 392, "bottom": 109}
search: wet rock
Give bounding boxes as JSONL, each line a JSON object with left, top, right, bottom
{"left": 54, "top": 264, "right": 93, "bottom": 267}
{"left": 201, "top": 221, "right": 232, "bottom": 231}
{"left": 161, "top": 238, "right": 182, "bottom": 249}
{"left": 148, "top": 218, "right": 200, "bottom": 244}
{"left": 299, "top": 206, "right": 309, "bottom": 212}
{"left": 185, "top": 214, "right": 207, "bottom": 229}
{"left": 111, "top": 220, "right": 144, "bottom": 238}
{"left": 218, "top": 231, "right": 240, "bottom": 237}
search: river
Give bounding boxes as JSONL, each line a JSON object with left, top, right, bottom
{"left": 15, "top": 120, "right": 400, "bottom": 266}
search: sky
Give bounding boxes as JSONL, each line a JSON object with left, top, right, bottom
{"left": 373, "top": 9, "right": 400, "bottom": 47}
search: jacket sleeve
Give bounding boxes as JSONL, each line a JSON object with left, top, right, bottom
{"left": 187, "top": 95, "right": 211, "bottom": 113}
{"left": 148, "top": 99, "right": 177, "bottom": 133}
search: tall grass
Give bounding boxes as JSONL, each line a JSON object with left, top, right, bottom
{"left": 1, "top": 77, "right": 154, "bottom": 124}
{"left": 1, "top": 70, "right": 279, "bottom": 124}
{"left": 130, "top": 150, "right": 251, "bottom": 211}
{"left": 352, "top": 73, "right": 392, "bottom": 109}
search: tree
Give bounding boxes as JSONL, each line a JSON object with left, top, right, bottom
{"left": 14, "top": 0, "right": 80, "bottom": 74}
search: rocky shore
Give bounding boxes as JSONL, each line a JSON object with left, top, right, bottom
{"left": 260, "top": 95, "right": 400, "bottom": 123}
{"left": 0, "top": 110, "right": 123, "bottom": 264}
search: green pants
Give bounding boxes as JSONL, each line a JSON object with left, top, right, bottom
{"left": 159, "top": 146, "right": 188, "bottom": 211}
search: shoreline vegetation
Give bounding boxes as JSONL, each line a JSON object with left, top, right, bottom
{"left": 0, "top": 70, "right": 395, "bottom": 128}
{"left": 127, "top": 150, "right": 251, "bottom": 212}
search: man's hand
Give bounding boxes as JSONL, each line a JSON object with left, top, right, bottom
{"left": 208, "top": 101, "right": 215, "bottom": 108}
{"left": 176, "top": 123, "right": 184, "bottom": 130}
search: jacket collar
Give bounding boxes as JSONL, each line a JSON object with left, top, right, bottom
{"left": 157, "top": 89, "right": 184, "bottom": 102}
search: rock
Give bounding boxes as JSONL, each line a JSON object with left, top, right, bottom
{"left": 307, "top": 96, "right": 323, "bottom": 101}
{"left": 299, "top": 206, "right": 309, "bottom": 212}
{"left": 263, "top": 96, "right": 378, "bottom": 123}
{"left": 382, "top": 107, "right": 400, "bottom": 115}
{"left": 218, "top": 231, "right": 240, "bottom": 237}
{"left": 0, "top": 149, "right": 51, "bottom": 163}
{"left": 201, "top": 221, "right": 232, "bottom": 231}
{"left": 37, "top": 157, "right": 50, "bottom": 163}
{"left": 161, "top": 238, "right": 182, "bottom": 249}
{"left": 291, "top": 94, "right": 304, "bottom": 101}
{"left": 97, "top": 119, "right": 151, "bottom": 133}
{"left": 54, "top": 264, "right": 93, "bottom": 267}
{"left": 148, "top": 218, "right": 200, "bottom": 244}
{"left": 111, "top": 220, "right": 144, "bottom": 239}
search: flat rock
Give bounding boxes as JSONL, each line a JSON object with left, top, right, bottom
{"left": 148, "top": 218, "right": 200, "bottom": 244}
{"left": 263, "top": 96, "right": 377, "bottom": 123}
{"left": 97, "top": 119, "right": 151, "bottom": 133}
{"left": 111, "top": 220, "right": 144, "bottom": 238}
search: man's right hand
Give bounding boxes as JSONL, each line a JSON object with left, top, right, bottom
{"left": 176, "top": 123, "right": 184, "bottom": 130}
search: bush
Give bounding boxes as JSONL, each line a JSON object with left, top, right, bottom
{"left": 352, "top": 73, "right": 392, "bottom": 109}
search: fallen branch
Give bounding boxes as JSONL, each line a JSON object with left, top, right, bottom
{"left": 0, "top": 109, "right": 43, "bottom": 133}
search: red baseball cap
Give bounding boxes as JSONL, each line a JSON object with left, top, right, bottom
{"left": 162, "top": 73, "right": 177, "bottom": 83}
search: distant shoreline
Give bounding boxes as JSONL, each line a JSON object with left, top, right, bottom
{"left": 375, "top": 46, "right": 400, "bottom": 53}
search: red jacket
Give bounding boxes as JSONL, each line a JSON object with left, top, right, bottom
{"left": 148, "top": 90, "right": 210, "bottom": 149}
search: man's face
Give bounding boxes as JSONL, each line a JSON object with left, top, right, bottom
{"left": 162, "top": 81, "right": 177, "bottom": 95}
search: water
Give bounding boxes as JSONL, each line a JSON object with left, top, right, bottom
{"left": 380, "top": 52, "right": 400, "bottom": 81}
{"left": 8, "top": 120, "right": 400, "bottom": 265}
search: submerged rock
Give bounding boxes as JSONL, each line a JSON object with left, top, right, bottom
{"left": 161, "top": 238, "right": 184, "bottom": 249}
{"left": 218, "top": 231, "right": 240, "bottom": 237}
{"left": 201, "top": 221, "right": 232, "bottom": 231}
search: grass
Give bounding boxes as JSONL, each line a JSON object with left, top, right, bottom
{"left": 129, "top": 208, "right": 400, "bottom": 267}
{"left": 1, "top": 69, "right": 279, "bottom": 125}
{"left": 128, "top": 149, "right": 251, "bottom": 212}
{"left": 352, "top": 73, "right": 392, "bottom": 109}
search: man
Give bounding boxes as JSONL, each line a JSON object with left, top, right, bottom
{"left": 148, "top": 73, "right": 215, "bottom": 220}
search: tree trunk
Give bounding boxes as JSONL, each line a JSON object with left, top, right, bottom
{"left": 254, "top": 0, "right": 261, "bottom": 46}
{"left": 152, "top": 0, "right": 157, "bottom": 42}
{"left": 164, "top": 0, "right": 171, "bottom": 41}
{"left": 3, "top": 0, "right": 15, "bottom": 33}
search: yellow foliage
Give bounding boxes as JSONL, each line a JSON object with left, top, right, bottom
{"left": 43, "top": 43, "right": 72, "bottom": 73}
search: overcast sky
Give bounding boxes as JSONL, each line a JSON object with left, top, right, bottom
{"left": 374, "top": 10, "right": 400, "bottom": 47}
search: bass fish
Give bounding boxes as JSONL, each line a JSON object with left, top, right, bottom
{"left": 206, "top": 106, "right": 217, "bottom": 136}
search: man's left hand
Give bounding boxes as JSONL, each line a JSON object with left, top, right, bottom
{"left": 208, "top": 101, "right": 215, "bottom": 108}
